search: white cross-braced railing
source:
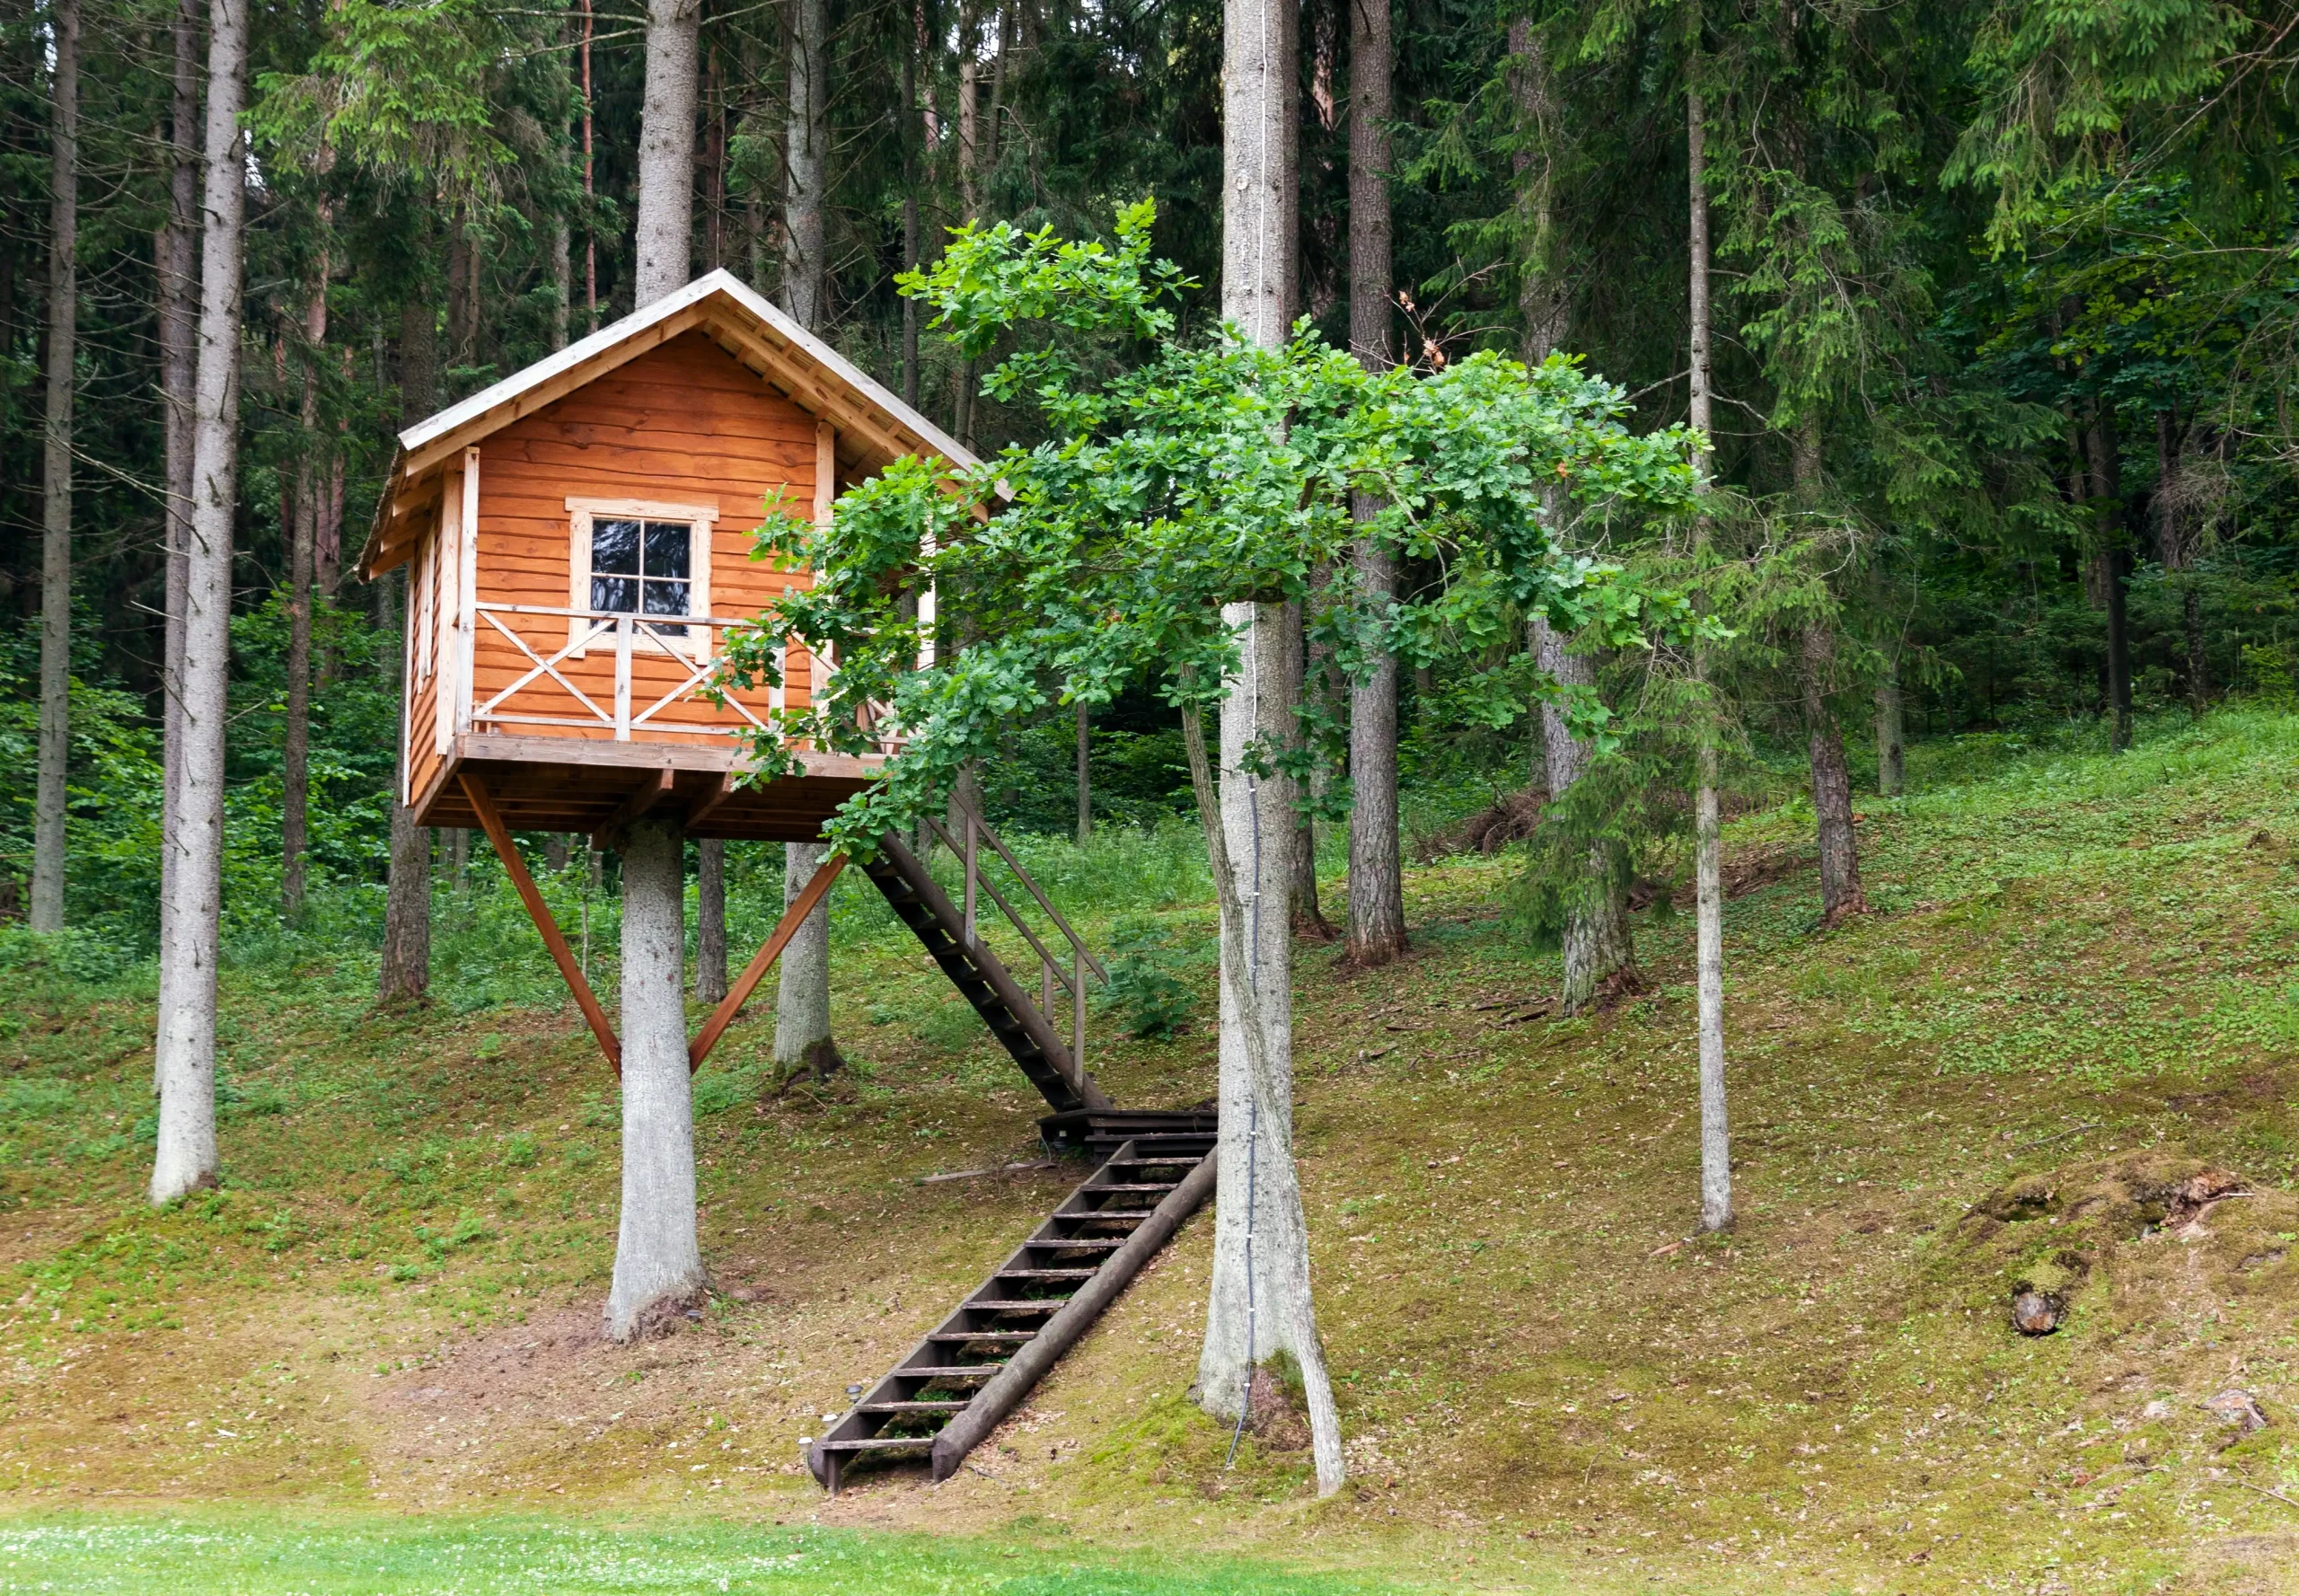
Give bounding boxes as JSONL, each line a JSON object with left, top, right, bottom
{"left": 463, "top": 602, "right": 780, "bottom": 744}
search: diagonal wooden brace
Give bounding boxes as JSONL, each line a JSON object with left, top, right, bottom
{"left": 687, "top": 851, "right": 847, "bottom": 1072}
{"left": 461, "top": 772, "right": 623, "bottom": 1073}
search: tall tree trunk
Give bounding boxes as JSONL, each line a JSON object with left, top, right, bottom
{"left": 1507, "top": 17, "right": 1565, "bottom": 363}
{"left": 605, "top": 818, "right": 709, "bottom": 1339}
{"left": 550, "top": 216, "right": 571, "bottom": 350}
{"left": 774, "top": 841, "right": 841, "bottom": 1079}
{"left": 154, "top": 0, "right": 252, "bottom": 1205}
{"left": 1074, "top": 701, "right": 1091, "bottom": 845}
{"left": 1874, "top": 651, "right": 1905, "bottom": 797}
{"left": 379, "top": 290, "right": 436, "bottom": 1007}
{"left": 157, "top": 0, "right": 200, "bottom": 1070}
{"left": 582, "top": 1, "right": 597, "bottom": 328}
{"left": 952, "top": 9, "right": 981, "bottom": 447}
{"left": 783, "top": 0, "right": 831, "bottom": 329}
{"left": 1197, "top": 0, "right": 1343, "bottom": 1496}
{"left": 31, "top": 0, "right": 79, "bottom": 934}
{"left": 900, "top": 28, "right": 921, "bottom": 410}
{"left": 1343, "top": 0, "right": 1403, "bottom": 966}
{"left": 1686, "top": 70, "right": 1731, "bottom": 1234}
{"left": 1534, "top": 615, "right": 1639, "bottom": 1010}
{"left": 634, "top": 0, "right": 702, "bottom": 306}
{"left": 1793, "top": 426, "right": 1864, "bottom": 927}
{"left": 1284, "top": 600, "right": 1332, "bottom": 939}
{"left": 2088, "top": 408, "right": 2132, "bottom": 752}
{"left": 282, "top": 263, "right": 327, "bottom": 921}
{"left": 695, "top": 840, "right": 727, "bottom": 1003}
{"left": 2155, "top": 407, "right": 2207, "bottom": 717}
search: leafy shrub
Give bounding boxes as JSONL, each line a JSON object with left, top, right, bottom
{"left": 1098, "top": 916, "right": 1199, "bottom": 1039}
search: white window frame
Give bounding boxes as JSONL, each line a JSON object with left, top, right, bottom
{"left": 564, "top": 496, "right": 718, "bottom": 662}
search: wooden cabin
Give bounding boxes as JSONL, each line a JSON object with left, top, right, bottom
{"left": 357, "top": 269, "right": 970, "bottom": 843}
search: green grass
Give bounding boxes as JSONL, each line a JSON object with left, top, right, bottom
{"left": 0, "top": 1514, "right": 1415, "bottom": 1594}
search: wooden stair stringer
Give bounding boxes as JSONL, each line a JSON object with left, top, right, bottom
{"left": 805, "top": 1135, "right": 1215, "bottom": 1493}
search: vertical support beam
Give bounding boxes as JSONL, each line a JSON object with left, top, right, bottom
{"left": 433, "top": 489, "right": 457, "bottom": 756}
{"left": 460, "top": 772, "right": 621, "bottom": 1072}
{"left": 455, "top": 447, "right": 480, "bottom": 736}
{"left": 687, "top": 851, "right": 847, "bottom": 1071}
{"left": 961, "top": 810, "right": 978, "bottom": 947}
{"left": 613, "top": 614, "right": 633, "bottom": 738}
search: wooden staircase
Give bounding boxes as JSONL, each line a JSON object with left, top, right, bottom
{"left": 805, "top": 1132, "right": 1215, "bottom": 1493}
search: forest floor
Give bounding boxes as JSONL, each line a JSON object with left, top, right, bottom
{"left": 0, "top": 710, "right": 2296, "bottom": 1594}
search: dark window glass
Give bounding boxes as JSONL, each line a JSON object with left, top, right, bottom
{"left": 643, "top": 521, "right": 691, "bottom": 580}
{"left": 588, "top": 516, "right": 695, "bottom": 634}
{"left": 592, "top": 518, "right": 641, "bottom": 575}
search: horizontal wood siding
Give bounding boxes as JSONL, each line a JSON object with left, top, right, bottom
{"left": 470, "top": 331, "right": 818, "bottom": 747}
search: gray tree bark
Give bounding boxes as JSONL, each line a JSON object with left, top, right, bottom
{"left": 1196, "top": 0, "right": 1343, "bottom": 1494}
{"left": 1534, "top": 614, "right": 1639, "bottom": 1011}
{"left": 32, "top": 0, "right": 79, "bottom": 933}
{"left": 157, "top": 0, "right": 200, "bottom": 1074}
{"left": 282, "top": 265, "right": 327, "bottom": 921}
{"left": 605, "top": 818, "right": 709, "bottom": 1338}
{"left": 1793, "top": 426, "right": 1865, "bottom": 927}
{"left": 154, "top": 0, "right": 252, "bottom": 1205}
{"left": 633, "top": 0, "right": 701, "bottom": 306}
{"left": 1075, "top": 701, "right": 1092, "bottom": 845}
{"left": 1874, "top": 653, "right": 1905, "bottom": 797}
{"left": 774, "top": 841, "right": 839, "bottom": 1077}
{"left": 695, "top": 839, "right": 727, "bottom": 1004}
{"left": 379, "top": 290, "right": 436, "bottom": 1006}
{"left": 900, "top": 22, "right": 922, "bottom": 410}
{"left": 783, "top": 0, "right": 831, "bottom": 330}
{"left": 1687, "top": 72, "right": 1731, "bottom": 1235}
{"left": 1283, "top": 600, "right": 1331, "bottom": 939}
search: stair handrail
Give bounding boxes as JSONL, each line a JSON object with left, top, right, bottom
{"left": 922, "top": 803, "right": 1109, "bottom": 1086}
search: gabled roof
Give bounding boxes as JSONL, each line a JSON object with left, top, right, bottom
{"left": 360, "top": 269, "right": 979, "bottom": 578}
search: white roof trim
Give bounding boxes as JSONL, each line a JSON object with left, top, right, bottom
{"left": 396, "top": 268, "right": 982, "bottom": 473}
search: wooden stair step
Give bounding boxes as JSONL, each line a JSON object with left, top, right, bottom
{"left": 815, "top": 1436, "right": 933, "bottom": 1455}
{"left": 889, "top": 1364, "right": 1007, "bottom": 1380}
{"left": 1022, "top": 1238, "right": 1124, "bottom": 1251}
{"left": 995, "top": 1267, "right": 1099, "bottom": 1281}
{"left": 1087, "top": 1183, "right": 1185, "bottom": 1194}
{"left": 963, "top": 1299, "right": 1065, "bottom": 1313}
{"left": 927, "top": 1329, "right": 1037, "bottom": 1343}
{"left": 857, "top": 1399, "right": 973, "bottom": 1414}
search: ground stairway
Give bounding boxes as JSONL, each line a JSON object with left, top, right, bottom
{"left": 804, "top": 1131, "right": 1215, "bottom": 1493}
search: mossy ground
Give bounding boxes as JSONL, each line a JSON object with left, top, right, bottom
{"left": 1, "top": 711, "right": 2296, "bottom": 1593}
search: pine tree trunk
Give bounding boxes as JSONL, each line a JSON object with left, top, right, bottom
{"left": 2086, "top": 407, "right": 2132, "bottom": 750}
{"left": 31, "top": 0, "right": 79, "bottom": 934}
{"left": 2155, "top": 407, "right": 2207, "bottom": 718}
{"left": 605, "top": 817, "right": 709, "bottom": 1339}
{"left": 695, "top": 839, "right": 727, "bottom": 1004}
{"left": 633, "top": 0, "right": 701, "bottom": 306}
{"left": 1874, "top": 653, "right": 1905, "bottom": 797}
{"left": 379, "top": 290, "right": 436, "bottom": 1007}
{"left": 551, "top": 216, "right": 571, "bottom": 351}
{"left": 154, "top": 0, "right": 252, "bottom": 1205}
{"left": 775, "top": 841, "right": 839, "bottom": 1077}
{"left": 1801, "top": 621, "right": 1866, "bottom": 927}
{"left": 1343, "top": 0, "right": 1402, "bottom": 966}
{"left": 1074, "top": 701, "right": 1091, "bottom": 844}
{"left": 783, "top": 0, "right": 830, "bottom": 329}
{"left": 1687, "top": 72, "right": 1731, "bottom": 1236}
{"left": 157, "top": 0, "right": 199, "bottom": 1068}
{"left": 282, "top": 268, "right": 326, "bottom": 921}
{"left": 1197, "top": 0, "right": 1343, "bottom": 1495}
{"left": 900, "top": 30, "right": 922, "bottom": 410}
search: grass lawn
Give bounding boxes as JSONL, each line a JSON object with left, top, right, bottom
{"left": 0, "top": 1512, "right": 1417, "bottom": 1594}
{"left": 2, "top": 709, "right": 2297, "bottom": 1593}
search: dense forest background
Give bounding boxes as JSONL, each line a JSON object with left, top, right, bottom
{"left": 2, "top": 0, "right": 2296, "bottom": 958}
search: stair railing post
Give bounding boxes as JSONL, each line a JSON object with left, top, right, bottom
{"left": 962, "top": 809, "right": 979, "bottom": 948}
{"left": 1074, "top": 941, "right": 1087, "bottom": 1078}
{"left": 1040, "top": 953, "right": 1054, "bottom": 1019}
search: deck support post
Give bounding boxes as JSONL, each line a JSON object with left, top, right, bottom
{"left": 461, "top": 772, "right": 623, "bottom": 1071}
{"left": 686, "top": 850, "right": 847, "bottom": 1071}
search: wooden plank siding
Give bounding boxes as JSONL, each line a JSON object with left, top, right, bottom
{"left": 464, "top": 330, "right": 813, "bottom": 751}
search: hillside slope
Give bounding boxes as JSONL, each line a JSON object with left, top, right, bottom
{"left": 1, "top": 711, "right": 2295, "bottom": 1593}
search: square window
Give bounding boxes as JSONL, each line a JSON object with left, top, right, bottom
{"left": 568, "top": 500, "right": 715, "bottom": 660}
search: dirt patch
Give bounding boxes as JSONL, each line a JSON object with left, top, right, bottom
{"left": 1415, "top": 789, "right": 1547, "bottom": 861}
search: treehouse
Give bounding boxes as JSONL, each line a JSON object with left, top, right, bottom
{"left": 360, "top": 270, "right": 1213, "bottom": 1495}
{"left": 357, "top": 268, "right": 953, "bottom": 845}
